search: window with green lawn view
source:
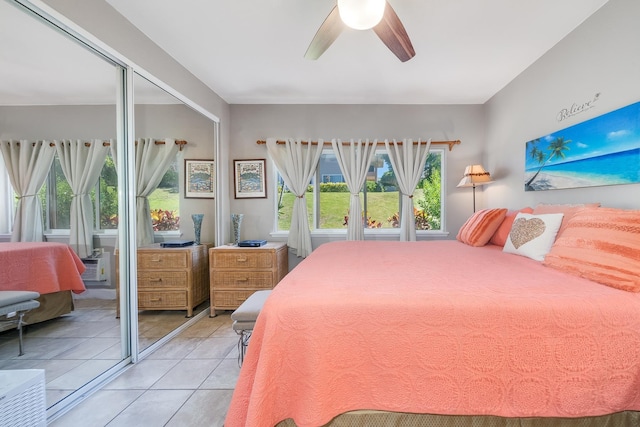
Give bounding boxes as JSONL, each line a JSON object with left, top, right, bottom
{"left": 276, "top": 148, "right": 443, "bottom": 232}
{"left": 40, "top": 154, "right": 180, "bottom": 232}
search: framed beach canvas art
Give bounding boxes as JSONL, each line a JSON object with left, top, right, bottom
{"left": 234, "top": 159, "right": 267, "bottom": 199}
{"left": 525, "top": 101, "right": 640, "bottom": 191}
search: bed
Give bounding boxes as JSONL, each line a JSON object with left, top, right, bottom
{"left": 225, "top": 206, "right": 640, "bottom": 427}
{"left": 0, "top": 242, "right": 86, "bottom": 331}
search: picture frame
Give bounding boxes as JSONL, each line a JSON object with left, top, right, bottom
{"left": 234, "top": 159, "right": 267, "bottom": 199}
{"left": 524, "top": 100, "right": 640, "bottom": 191}
{"left": 184, "top": 159, "right": 215, "bottom": 199}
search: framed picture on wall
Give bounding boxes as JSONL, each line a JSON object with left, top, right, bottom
{"left": 234, "top": 159, "right": 267, "bottom": 199}
{"left": 524, "top": 100, "right": 640, "bottom": 191}
{"left": 185, "top": 159, "right": 215, "bottom": 199}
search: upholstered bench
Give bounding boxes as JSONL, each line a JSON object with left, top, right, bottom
{"left": 0, "top": 291, "right": 40, "bottom": 356}
{"left": 231, "top": 290, "right": 271, "bottom": 365}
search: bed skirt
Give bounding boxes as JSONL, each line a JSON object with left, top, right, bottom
{"left": 0, "top": 290, "right": 73, "bottom": 332}
{"left": 277, "top": 410, "right": 640, "bottom": 427}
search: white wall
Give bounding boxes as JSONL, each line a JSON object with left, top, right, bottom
{"left": 484, "top": 0, "right": 640, "bottom": 210}
{"left": 228, "top": 104, "right": 485, "bottom": 253}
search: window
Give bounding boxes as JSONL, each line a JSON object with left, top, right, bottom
{"left": 98, "top": 154, "right": 118, "bottom": 230}
{"left": 43, "top": 155, "right": 73, "bottom": 230}
{"left": 36, "top": 153, "right": 180, "bottom": 232}
{"left": 148, "top": 158, "right": 180, "bottom": 231}
{"left": 276, "top": 147, "right": 444, "bottom": 233}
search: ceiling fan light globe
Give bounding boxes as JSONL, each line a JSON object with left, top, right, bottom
{"left": 337, "top": 0, "right": 386, "bottom": 30}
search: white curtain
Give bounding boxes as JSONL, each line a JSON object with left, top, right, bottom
{"left": 0, "top": 159, "right": 14, "bottom": 234}
{"left": 266, "top": 138, "right": 322, "bottom": 258}
{"left": 111, "top": 138, "right": 180, "bottom": 247}
{"left": 384, "top": 138, "right": 432, "bottom": 241}
{"left": 55, "top": 139, "right": 109, "bottom": 258}
{"left": 0, "top": 140, "right": 55, "bottom": 242}
{"left": 331, "top": 138, "right": 378, "bottom": 240}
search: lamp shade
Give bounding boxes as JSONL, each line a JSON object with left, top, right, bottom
{"left": 337, "top": 0, "right": 386, "bottom": 30}
{"left": 456, "top": 164, "right": 494, "bottom": 188}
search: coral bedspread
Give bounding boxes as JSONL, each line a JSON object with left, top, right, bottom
{"left": 226, "top": 240, "right": 640, "bottom": 427}
{"left": 0, "top": 242, "right": 86, "bottom": 294}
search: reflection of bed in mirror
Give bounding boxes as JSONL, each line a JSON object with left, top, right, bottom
{"left": 0, "top": 242, "right": 86, "bottom": 332}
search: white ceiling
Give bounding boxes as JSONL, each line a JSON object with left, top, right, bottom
{"left": 1, "top": 0, "right": 609, "bottom": 106}
{"left": 105, "top": 0, "right": 609, "bottom": 104}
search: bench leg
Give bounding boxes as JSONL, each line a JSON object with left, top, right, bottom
{"left": 236, "top": 330, "right": 252, "bottom": 367}
{"left": 17, "top": 311, "right": 26, "bottom": 356}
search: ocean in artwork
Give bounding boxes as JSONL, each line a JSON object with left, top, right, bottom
{"left": 525, "top": 101, "right": 640, "bottom": 191}
{"left": 525, "top": 148, "right": 640, "bottom": 190}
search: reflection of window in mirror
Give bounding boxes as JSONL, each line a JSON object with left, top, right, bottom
{"left": 40, "top": 151, "right": 180, "bottom": 232}
{"left": 96, "top": 154, "right": 180, "bottom": 231}
{"left": 149, "top": 158, "right": 180, "bottom": 231}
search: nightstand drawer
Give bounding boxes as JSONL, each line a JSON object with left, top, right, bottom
{"left": 212, "top": 290, "right": 257, "bottom": 309}
{"left": 138, "top": 251, "right": 189, "bottom": 269}
{"left": 138, "top": 271, "right": 188, "bottom": 288}
{"left": 213, "top": 271, "right": 274, "bottom": 289}
{"left": 212, "top": 252, "right": 274, "bottom": 269}
{"left": 138, "top": 291, "right": 187, "bottom": 308}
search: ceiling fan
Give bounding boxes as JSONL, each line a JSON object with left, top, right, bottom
{"left": 304, "top": 0, "right": 415, "bottom": 62}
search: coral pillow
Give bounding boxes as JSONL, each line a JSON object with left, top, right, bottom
{"left": 532, "top": 203, "right": 600, "bottom": 238}
{"left": 543, "top": 207, "right": 640, "bottom": 292}
{"left": 489, "top": 207, "right": 534, "bottom": 246}
{"left": 503, "top": 213, "right": 564, "bottom": 261}
{"left": 457, "top": 208, "right": 507, "bottom": 247}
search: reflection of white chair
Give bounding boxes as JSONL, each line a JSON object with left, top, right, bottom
{"left": 231, "top": 290, "right": 271, "bottom": 365}
{"left": 0, "top": 291, "right": 40, "bottom": 356}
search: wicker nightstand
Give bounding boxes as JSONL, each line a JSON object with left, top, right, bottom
{"left": 209, "top": 242, "right": 288, "bottom": 316}
{"left": 116, "top": 243, "right": 211, "bottom": 317}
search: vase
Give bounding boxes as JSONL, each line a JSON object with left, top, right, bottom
{"left": 231, "top": 213, "right": 244, "bottom": 245}
{"left": 192, "top": 213, "right": 204, "bottom": 245}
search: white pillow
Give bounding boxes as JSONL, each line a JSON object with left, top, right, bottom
{"left": 503, "top": 213, "right": 564, "bottom": 261}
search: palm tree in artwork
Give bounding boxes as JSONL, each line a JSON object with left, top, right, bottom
{"left": 525, "top": 137, "right": 571, "bottom": 190}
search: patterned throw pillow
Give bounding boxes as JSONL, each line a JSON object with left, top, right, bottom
{"left": 503, "top": 213, "right": 564, "bottom": 261}
{"left": 456, "top": 208, "right": 508, "bottom": 247}
{"left": 543, "top": 207, "right": 640, "bottom": 292}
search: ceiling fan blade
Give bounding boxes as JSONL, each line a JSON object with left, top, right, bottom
{"left": 373, "top": 2, "right": 415, "bottom": 62}
{"left": 304, "top": 6, "right": 344, "bottom": 60}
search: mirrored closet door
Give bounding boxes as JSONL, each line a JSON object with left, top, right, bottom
{"left": 132, "top": 72, "right": 217, "bottom": 353}
{"left": 0, "top": 0, "right": 220, "bottom": 417}
{"left": 0, "top": 0, "right": 129, "bottom": 410}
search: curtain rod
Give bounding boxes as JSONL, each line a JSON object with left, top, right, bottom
{"left": 18, "top": 139, "right": 188, "bottom": 150}
{"left": 256, "top": 139, "right": 461, "bottom": 151}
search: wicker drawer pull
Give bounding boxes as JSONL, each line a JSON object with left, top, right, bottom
{"left": 149, "top": 278, "right": 162, "bottom": 282}
{"left": 235, "top": 277, "right": 248, "bottom": 282}
{"left": 236, "top": 257, "right": 247, "bottom": 262}
{"left": 149, "top": 297, "right": 162, "bottom": 302}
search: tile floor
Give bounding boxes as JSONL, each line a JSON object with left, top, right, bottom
{"left": 48, "top": 311, "right": 239, "bottom": 426}
{"left": 0, "top": 298, "right": 236, "bottom": 426}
